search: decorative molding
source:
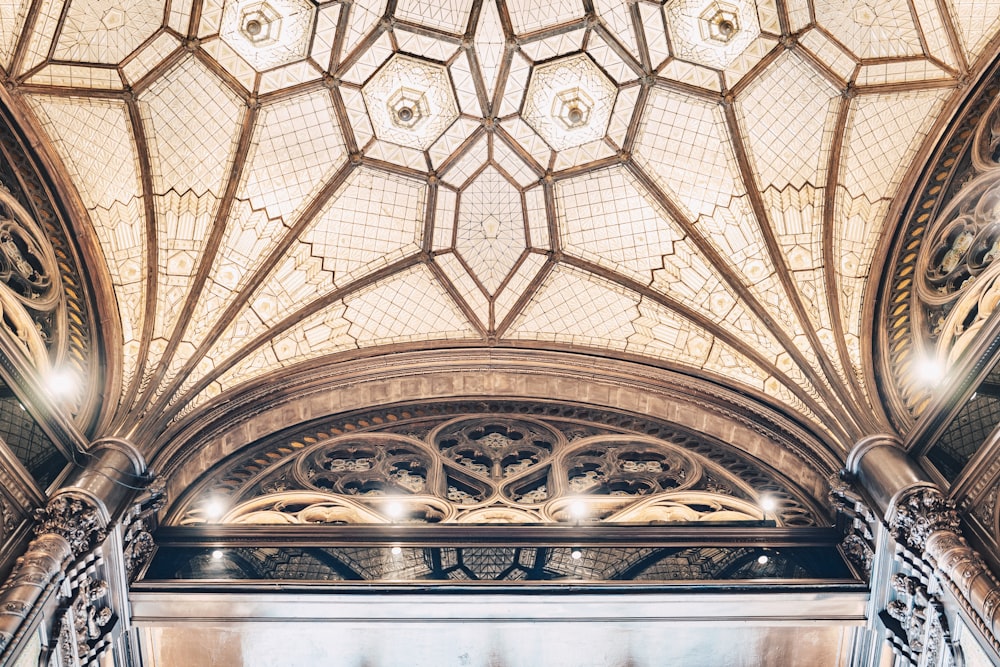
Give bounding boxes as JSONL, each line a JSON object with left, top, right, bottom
{"left": 878, "top": 57, "right": 1000, "bottom": 424}
{"left": 0, "top": 533, "right": 71, "bottom": 655}
{"left": 48, "top": 548, "right": 117, "bottom": 667}
{"left": 890, "top": 486, "right": 963, "bottom": 553}
{"left": 829, "top": 474, "right": 876, "bottom": 579}
{"left": 121, "top": 476, "right": 163, "bottom": 582}
{"left": 171, "top": 400, "right": 825, "bottom": 528}
{"left": 882, "top": 569, "right": 955, "bottom": 667}
{"left": 0, "top": 98, "right": 99, "bottom": 423}
{"left": 156, "top": 353, "right": 840, "bottom": 525}
{"left": 33, "top": 495, "right": 106, "bottom": 559}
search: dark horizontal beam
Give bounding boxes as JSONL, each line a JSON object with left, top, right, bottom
{"left": 155, "top": 524, "right": 841, "bottom": 548}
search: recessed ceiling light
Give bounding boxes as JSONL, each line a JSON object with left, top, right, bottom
{"left": 522, "top": 53, "right": 617, "bottom": 151}
{"left": 220, "top": 0, "right": 316, "bottom": 71}
{"left": 664, "top": 0, "right": 761, "bottom": 69}
{"left": 46, "top": 368, "right": 78, "bottom": 399}
{"left": 363, "top": 54, "right": 459, "bottom": 151}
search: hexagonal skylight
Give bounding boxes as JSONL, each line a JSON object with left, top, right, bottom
{"left": 665, "top": 0, "right": 761, "bottom": 69}
{"left": 220, "top": 0, "right": 316, "bottom": 71}
{"left": 522, "top": 54, "right": 617, "bottom": 152}
{"left": 362, "top": 54, "right": 460, "bottom": 151}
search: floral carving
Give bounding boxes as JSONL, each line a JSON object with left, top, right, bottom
{"left": 184, "top": 402, "right": 823, "bottom": 527}
{"left": 828, "top": 474, "right": 876, "bottom": 577}
{"left": 564, "top": 443, "right": 696, "bottom": 496}
{"left": 889, "top": 486, "right": 961, "bottom": 552}
{"left": 435, "top": 419, "right": 556, "bottom": 481}
{"left": 296, "top": 436, "right": 434, "bottom": 496}
{"left": 33, "top": 495, "right": 106, "bottom": 557}
{"left": 70, "top": 575, "right": 113, "bottom": 651}
{"left": 121, "top": 475, "right": 164, "bottom": 581}
{"left": 882, "top": 572, "right": 953, "bottom": 666}
{"left": 972, "top": 480, "right": 1000, "bottom": 533}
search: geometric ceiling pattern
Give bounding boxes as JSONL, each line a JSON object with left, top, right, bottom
{"left": 1, "top": 0, "right": 998, "bottom": 457}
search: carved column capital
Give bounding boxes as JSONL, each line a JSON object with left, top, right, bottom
{"left": 845, "top": 435, "right": 1000, "bottom": 657}
{"left": 33, "top": 494, "right": 106, "bottom": 559}
{"left": 889, "top": 485, "right": 962, "bottom": 552}
{"left": 0, "top": 437, "right": 148, "bottom": 663}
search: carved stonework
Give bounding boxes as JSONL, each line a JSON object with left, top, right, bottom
{"left": 0, "top": 534, "right": 71, "bottom": 653}
{"left": 880, "top": 62, "right": 1000, "bottom": 422}
{"left": 0, "top": 182, "right": 64, "bottom": 373}
{"left": 184, "top": 416, "right": 787, "bottom": 526}
{"left": 176, "top": 401, "right": 824, "bottom": 527}
{"left": 971, "top": 480, "right": 1000, "bottom": 534}
{"left": 70, "top": 576, "right": 111, "bottom": 652}
{"left": 122, "top": 530, "right": 154, "bottom": 582}
{"left": 121, "top": 477, "right": 164, "bottom": 581}
{"left": 33, "top": 496, "right": 105, "bottom": 558}
{"left": 49, "top": 549, "right": 117, "bottom": 667}
{"left": 882, "top": 571, "right": 955, "bottom": 667}
{"left": 0, "top": 495, "right": 16, "bottom": 545}
{"left": 829, "top": 474, "right": 876, "bottom": 578}
{"left": 0, "top": 101, "right": 98, "bottom": 419}
{"left": 890, "top": 486, "right": 962, "bottom": 552}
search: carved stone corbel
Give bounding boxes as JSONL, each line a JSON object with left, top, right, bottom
{"left": 121, "top": 476, "right": 164, "bottom": 582}
{"left": 882, "top": 571, "right": 952, "bottom": 667}
{"left": 829, "top": 473, "right": 877, "bottom": 578}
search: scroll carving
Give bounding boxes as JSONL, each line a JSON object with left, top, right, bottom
{"left": 186, "top": 411, "right": 797, "bottom": 527}
{"left": 885, "top": 486, "right": 1000, "bottom": 660}
{"left": 121, "top": 476, "right": 164, "bottom": 581}
{"left": 48, "top": 550, "right": 118, "bottom": 667}
{"left": 69, "top": 575, "right": 113, "bottom": 655}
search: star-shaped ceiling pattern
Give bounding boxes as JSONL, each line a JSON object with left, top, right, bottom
{"left": 1, "top": 0, "right": 997, "bottom": 453}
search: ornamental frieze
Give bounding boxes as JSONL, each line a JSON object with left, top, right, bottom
{"left": 0, "top": 100, "right": 98, "bottom": 420}
{"left": 880, "top": 60, "right": 1000, "bottom": 424}
{"left": 172, "top": 400, "right": 826, "bottom": 527}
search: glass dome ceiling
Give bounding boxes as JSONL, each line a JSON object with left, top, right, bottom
{"left": 1, "top": 0, "right": 997, "bottom": 458}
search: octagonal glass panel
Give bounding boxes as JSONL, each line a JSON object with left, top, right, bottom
{"left": 522, "top": 54, "right": 617, "bottom": 152}
{"left": 220, "top": 0, "right": 316, "bottom": 71}
{"left": 362, "top": 54, "right": 460, "bottom": 151}
{"left": 665, "top": 0, "right": 761, "bottom": 69}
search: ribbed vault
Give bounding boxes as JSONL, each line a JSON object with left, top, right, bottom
{"left": 0, "top": 0, "right": 999, "bottom": 485}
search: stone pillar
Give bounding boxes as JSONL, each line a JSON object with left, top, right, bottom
{"left": 846, "top": 434, "right": 1000, "bottom": 655}
{"left": 0, "top": 438, "right": 147, "bottom": 661}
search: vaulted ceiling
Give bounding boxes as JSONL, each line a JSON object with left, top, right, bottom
{"left": 1, "top": 0, "right": 997, "bottom": 460}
